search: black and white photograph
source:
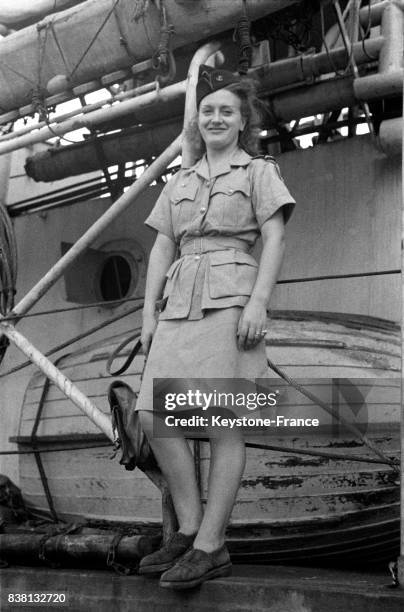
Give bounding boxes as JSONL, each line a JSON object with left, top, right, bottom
{"left": 0, "top": 1, "right": 403, "bottom": 610}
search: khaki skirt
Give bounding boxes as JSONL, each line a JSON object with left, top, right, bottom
{"left": 135, "top": 306, "right": 269, "bottom": 413}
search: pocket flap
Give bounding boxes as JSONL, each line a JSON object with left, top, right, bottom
{"left": 211, "top": 177, "right": 250, "bottom": 197}
{"left": 170, "top": 182, "right": 198, "bottom": 205}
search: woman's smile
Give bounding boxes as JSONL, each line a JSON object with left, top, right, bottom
{"left": 198, "top": 89, "right": 246, "bottom": 152}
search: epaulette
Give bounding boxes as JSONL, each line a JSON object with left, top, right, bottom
{"left": 251, "top": 154, "right": 284, "bottom": 182}
{"left": 252, "top": 154, "right": 277, "bottom": 163}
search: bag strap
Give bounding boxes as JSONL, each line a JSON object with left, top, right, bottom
{"left": 106, "top": 333, "right": 143, "bottom": 376}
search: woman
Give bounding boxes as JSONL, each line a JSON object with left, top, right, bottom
{"left": 136, "top": 65, "right": 295, "bottom": 589}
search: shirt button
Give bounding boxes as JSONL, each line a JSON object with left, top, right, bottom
{"left": 200, "top": 207, "right": 206, "bottom": 213}
{"left": 194, "top": 255, "right": 201, "bottom": 261}
{"left": 228, "top": 189, "right": 234, "bottom": 194}
{"left": 194, "top": 230, "right": 201, "bottom": 235}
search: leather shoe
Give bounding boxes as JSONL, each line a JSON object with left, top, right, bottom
{"left": 159, "top": 545, "right": 232, "bottom": 589}
{"left": 138, "top": 531, "right": 196, "bottom": 575}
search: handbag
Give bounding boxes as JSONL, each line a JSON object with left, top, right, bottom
{"left": 107, "top": 334, "right": 157, "bottom": 471}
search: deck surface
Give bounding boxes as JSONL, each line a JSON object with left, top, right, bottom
{"left": 1, "top": 564, "right": 404, "bottom": 611}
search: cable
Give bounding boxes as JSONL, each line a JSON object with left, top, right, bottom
{"left": 0, "top": 302, "right": 144, "bottom": 379}
{"left": 70, "top": 0, "right": 121, "bottom": 79}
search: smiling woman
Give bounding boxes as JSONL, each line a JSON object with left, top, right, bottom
{"left": 198, "top": 89, "right": 246, "bottom": 153}
{"left": 133, "top": 64, "right": 296, "bottom": 589}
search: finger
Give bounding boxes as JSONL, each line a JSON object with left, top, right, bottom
{"left": 237, "top": 324, "right": 249, "bottom": 351}
{"left": 244, "top": 326, "right": 259, "bottom": 350}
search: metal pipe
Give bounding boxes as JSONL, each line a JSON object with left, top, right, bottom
{"left": 25, "top": 120, "right": 183, "bottom": 182}
{"left": 379, "top": 0, "right": 404, "bottom": 73}
{"left": 354, "top": 69, "right": 403, "bottom": 100}
{"left": 0, "top": 82, "right": 157, "bottom": 145}
{"left": 270, "top": 77, "right": 356, "bottom": 123}
{"left": 0, "top": 82, "right": 186, "bottom": 156}
{"left": 0, "top": 319, "right": 114, "bottom": 441}
{"left": 0, "top": 37, "right": 385, "bottom": 157}
{"left": 358, "top": 0, "right": 404, "bottom": 28}
{"left": 379, "top": 117, "right": 403, "bottom": 156}
{"left": 255, "top": 36, "right": 383, "bottom": 91}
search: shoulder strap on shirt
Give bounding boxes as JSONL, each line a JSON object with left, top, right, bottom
{"left": 251, "top": 154, "right": 277, "bottom": 163}
{"left": 250, "top": 154, "right": 285, "bottom": 182}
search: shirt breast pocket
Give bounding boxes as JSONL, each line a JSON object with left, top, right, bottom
{"left": 170, "top": 183, "right": 199, "bottom": 227}
{"left": 210, "top": 178, "right": 251, "bottom": 227}
{"left": 208, "top": 250, "right": 258, "bottom": 299}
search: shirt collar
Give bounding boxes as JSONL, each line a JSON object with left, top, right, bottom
{"left": 193, "top": 148, "right": 252, "bottom": 179}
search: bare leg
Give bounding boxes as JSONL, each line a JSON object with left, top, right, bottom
{"left": 193, "top": 424, "right": 246, "bottom": 552}
{"left": 139, "top": 410, "right": 203, "bottom": 535}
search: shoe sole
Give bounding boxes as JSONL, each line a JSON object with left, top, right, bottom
{"left": 138, "top": 560, "right": 175, "bottom": 576}
{"left": 159, "top": 562, "right": 232, "bottom": 589}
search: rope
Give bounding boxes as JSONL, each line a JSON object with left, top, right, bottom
{"left": 234, "top": 0, "right": 252, "bottom": 75}
{"left": 320, "top": 2, "right": 352, "bottom": 77}
{"left": 188, "top": 437, "right": 400, "bottom": 470}
{"left": 1, "top": 296, "right": 144, "bottom": 322}
{"left": 30, "top": 355, "right": 67, "bottom": 522}
{"left": 106, "top": 531, "right": 138, "bottom": 575}
{"left": 132, "top": 0, "right": 150, "bottom": 22}
{"left": 152, "top": 0, "right": 176, "bottom": 85}
{"left": 0, "top": 438, "right": 398, "bottom": 470}
{"left": 70, "top": 0, "right": 121, "bottom": 79}
{"left": 0, "top": 302, "right": 144, "bottom": 379}
{"left": 0, "top": 61, "right": 36, "bottom": 85}
{"left": 266, "top": 357, "right": 400, "bottom": 473}
{"left": 0, "top": 444, "right": 111, "bottom": 455}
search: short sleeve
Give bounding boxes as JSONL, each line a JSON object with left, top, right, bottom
{"left": 144, "top": 178, "right": 176, "bottom": 242}
{"left": 249, "top": 158, "right": 296, "bottom": 226}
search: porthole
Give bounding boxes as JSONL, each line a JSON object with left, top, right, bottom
{"left": 99, "top": 254, "right": 135, "bottom": 301}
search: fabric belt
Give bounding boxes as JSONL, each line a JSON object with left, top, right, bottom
{"left": 180, "top": 236, "right": 250, "bottom": 255}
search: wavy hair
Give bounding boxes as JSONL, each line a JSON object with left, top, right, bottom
{"left": 225, "top": 78, "right": 262, "bottom": 155}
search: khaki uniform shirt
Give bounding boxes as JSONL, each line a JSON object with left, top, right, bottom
{"left": 145, "top": 148, "right": 296, "bottom": 320}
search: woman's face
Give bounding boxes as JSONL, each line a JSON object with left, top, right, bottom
{"left": 198, "top": 89, "right": 246, "bottom": 152}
